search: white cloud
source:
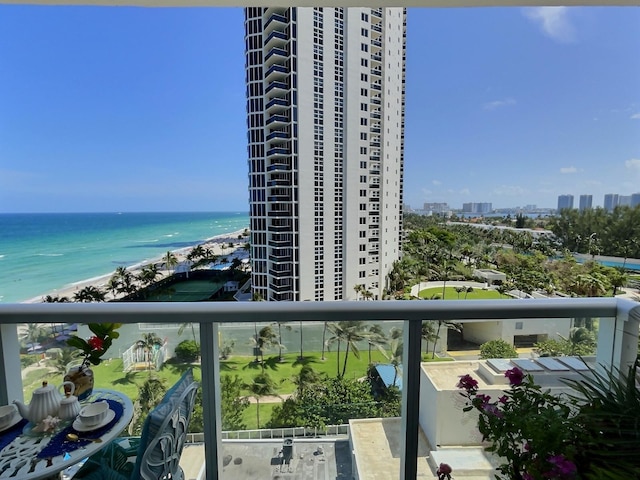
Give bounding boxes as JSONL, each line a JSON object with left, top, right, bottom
{"left": 459, "top": 188, "right": 471, "bottom": 195}
{"left": 432, "top": 180, "right": 442, "bottom": 186}
{"left": 421, "top": 188, "right": 433, "bottom": 197}
{"left": 523, "top": 7, "right": 576, "bottom": 43}
{"left": 483, "top": 98, "right": 516, "bottom": 111}
{"left": 560, "top": 166, "right": 578, "bottom": 174}
{"left": 625, "top": 158, "right": 640, "bottom": 171}
{"left": 631, "top": 113, "right": 640, "bottom": 120}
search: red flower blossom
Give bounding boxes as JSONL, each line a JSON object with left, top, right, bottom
{"left": 457, "top": 374, "right": 479, "bottom": 393}
{"left": 436, "top": 463, "right": 452, "bottom": 480}
{"left": 504, "top": 367, "right": 524, "bottom": 386}
{"left": 87, "top": 336, "right": 104, "bottom": 351}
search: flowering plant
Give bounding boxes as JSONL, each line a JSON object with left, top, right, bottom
{"left": 458, "top": 360, "right": 640, "bottom": 479}
{"left": 67, "top": 323, "right": 122, "bottom": 368}
{"left": 457, "top": 368, "right": 580, "bottom": 480}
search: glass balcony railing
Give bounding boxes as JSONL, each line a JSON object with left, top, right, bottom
{"left": 0, "top": 298, "right": 637, "bottom": 480}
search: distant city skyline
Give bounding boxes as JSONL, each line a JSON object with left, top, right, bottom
{"left": 1, "top": 6, "right": 639, "bottom": 213}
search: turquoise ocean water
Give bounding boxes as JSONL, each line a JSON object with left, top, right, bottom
{"left": 0, "top": 212, "right": 249, "bottom": 303}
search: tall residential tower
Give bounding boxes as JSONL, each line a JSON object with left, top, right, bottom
{"left": 245, "top": 7, "right": 406, "bottom": 301}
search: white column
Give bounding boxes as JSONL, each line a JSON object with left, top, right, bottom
{"left": 0, "top": 324, "right": 23, "bottom": 405}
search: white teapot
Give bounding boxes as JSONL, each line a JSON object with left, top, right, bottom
{"left": 14, "top": 381, "right": 71, "bottom": 424}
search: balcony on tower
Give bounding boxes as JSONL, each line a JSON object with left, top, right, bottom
{"left": 266, "top": 97, "right": 289, "bottom": 113}
{"left": 266, "top": 113, "right": 290, "bottom": 127}
{"left": 266, "top": 144, "right": 290, "bottom": 159}
{"left": 265, "top": 64, "right": 289, "bottom": 82}
{"left": 268, "top": 245, "right": 293, "bottom": 261}
{"left": 264, "top": 47, "right": 289, "bottom": 68}
{"left": 263, "top": 12, "right": 288, "bottom": 34}
{"left": 265, "top": 80, "right": 289, "bottom": 96}
{"left": 266, "top": 129, "right": 290, "bottom": 142}
{"left": 265, "top": 29, "right": 288, "bottom": 50}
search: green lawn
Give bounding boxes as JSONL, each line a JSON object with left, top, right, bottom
{"left": 241, "top": 402, "right": 279, "bottom": 430}
{"left": 419, "top": 286, "right": 503, "bottom": 300}
{"left": 221, "top": 350, "right": 390, "bottom": 395}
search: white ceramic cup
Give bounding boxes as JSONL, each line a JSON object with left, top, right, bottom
{"left": 78, "top": 401, "right": 109, "bottom": 427}
{"left": 0, "top": 404, "right": 18, "bottom": 429}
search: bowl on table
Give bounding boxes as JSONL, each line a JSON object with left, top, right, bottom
{"left": 0, "top": 404, "right": 19, "bottom": 430}
{"left": 77, "top": 401, "right": 109, "bottom": 427}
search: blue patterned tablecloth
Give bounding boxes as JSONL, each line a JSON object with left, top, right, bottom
{"left": 37, "top": 399, "right": 124, "bottom": 459}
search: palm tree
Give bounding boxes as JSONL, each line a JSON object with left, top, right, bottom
{"left": 178, "top": 322, "right": 198, "bottom": 345}
{"left": 464, "top": 286, "right": 474, "bottom": 299}
{"left": 454, "top": 286, "right": 465, "bottom": 299}
{"left": 137, "top": 264, "right": 160, "bottom": 288}
{"left": 293, "top": 365, "right": 323, "bottom": 396}
{"left": 163, "top": 251, "right": 178, "bottom": 276}
{"left": 42, "top": 295, "right": 70, "bottom": 303}
{"left": 73, "top": 285, "right": 106, "bottom": 303}
{"left": 247, "top": 372, "right": 277, "bottom": 429}
{"left": 252, "top": 325, "right": 278, "bottom": 373}
{"left": 353, "top": 284, "right": 364, "bottom": 301}
{"left": 20, "top": 323, "right": 44, "bottom": 353}
{"left": 272, "top": 321, "right": 291, "bottom": 362}
{"left": 186, "top": 245, "right": 206, "bottom": 262}
{"left": 421, "top": 321, "right": 438, "bottom": 356}
{"left": 366, "top": 324, "right": 387, "bottom": 364}
{"left": 326, "top": 322, "right": 345, "bottom": 376}
{"left": 321, "top": 321, "right": 328, "bottom": 361}
{"left": 388, "top": 337, "right": 403, "bottom": 387}
{"left": 336, "top": 321, "right": 371, "bottom": 378}
{"left": 139, "top": 332, "right": 163, "bottom": 371}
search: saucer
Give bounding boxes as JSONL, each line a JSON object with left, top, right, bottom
{"left": 72, "top": 409, "right": 115, "bottom": 432}
{"left": 0, "top": 414, "right": 22, "bottom": 433}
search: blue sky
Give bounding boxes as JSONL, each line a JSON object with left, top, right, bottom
{"left": 0, "top": 6, "right": 638, "bottom": 213}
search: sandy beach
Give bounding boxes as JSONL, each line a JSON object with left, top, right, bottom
{"left": 26, "top": 228, "right": 249, "bottom": 304}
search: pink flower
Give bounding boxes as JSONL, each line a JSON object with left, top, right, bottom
{"left": 436, "top": 463, "right": 452, "bottom": 479}
{"left": 547, "top": 454, "right": 577, "bottom": 477}
{"left": 457, "top": 374, "right": 478, "bottom": 392}
{"left": 504, "top": 367, "right": 524, "bottom": 386}
{"left": 87, "top": 336, "right": 104, "bottom": 351}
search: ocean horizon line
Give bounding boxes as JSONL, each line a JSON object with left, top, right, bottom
{"left": 0, "top": 210, "right": 249, "bottom": 215}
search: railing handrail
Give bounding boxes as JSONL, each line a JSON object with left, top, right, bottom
{"left": 2, "top": 297, "right": 639, "bottom": 480}
{"left": 0, "top": 297, "right": 637, "bottom": 325}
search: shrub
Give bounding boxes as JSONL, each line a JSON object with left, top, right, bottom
{"left": 174, "top": 340, "right": 199, "bottom": 362}
{"left": 479, "top": 339, "right": 518, "bottom": 359}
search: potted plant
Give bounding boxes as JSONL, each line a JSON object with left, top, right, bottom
{"left": 65, "top": 323, "right": 121, "bottom": 400}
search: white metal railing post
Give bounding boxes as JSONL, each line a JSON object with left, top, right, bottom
{"left": 596, "top": 299, "right": 640, "bottom": 375}
{"left": 400, "top": 318, "right": 422, "bottom": 480}
{"left": 0, "top": 324, "right": 22, "bottom": 405}
{"left": 200, "top": 322, "right": 223, "bottom": 480}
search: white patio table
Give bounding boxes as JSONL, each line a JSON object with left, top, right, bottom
{"left": 0, "top": 389, "right": 133, "bottom": 480}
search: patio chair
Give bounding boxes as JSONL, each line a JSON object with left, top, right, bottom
{"left": 73, "top": 368, "right": 199, "bottom": 480}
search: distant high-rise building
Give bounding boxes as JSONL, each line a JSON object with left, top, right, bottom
{"left": 631, "top": 193, "right": 640, "bottom": 208}
{"left": 462, "top": 202, "right": 492, "bottom": 214}
{"left": 423, "top": 202, "right": 450, "bottom": 215}
{"left": 603, "top": 194, "right": 619, "bottom": 212}
{"left": 619, "top": 195, "right": 632, "bottom": 207}
{"left": 245, "top": 7, "right": 406, "bottom": 302}
{"left": 557, "top": 195, "right": 574, "bottom": 211}
{"left": 579, "top": 195, "right": 593, "bottom": 212}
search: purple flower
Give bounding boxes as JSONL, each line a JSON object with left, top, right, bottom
{"left": 547, "top": 454, "right": 577, "bottom": 477}
{"left": 482, "top": 403, "right": 503, "bottom": 418}
{"left": 436, "top": 463, "right": 452, "bottom": 480}
{"left": 498, "top": 395, "right": 508, "bottom": 404}
{"left": 505, "top": 367, "right": 525, "bottom": 386}
{"left": 522, "top": 474, "right": 534, "bottom": 480}
{"left": 457, "top": 374, "right": 479, "bottom": 392}
{"left": 475, "top": 393, "right": 491, "bottom": 405}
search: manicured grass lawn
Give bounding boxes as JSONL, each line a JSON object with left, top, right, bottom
{"left": 221, "top": 350, "right": 390, "bottom": 395}
{"left": 419, "top": 286, "right": 503, "bottom": 300}
{"left": 241, "top": 402, "right": 278, "bottom": 430}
